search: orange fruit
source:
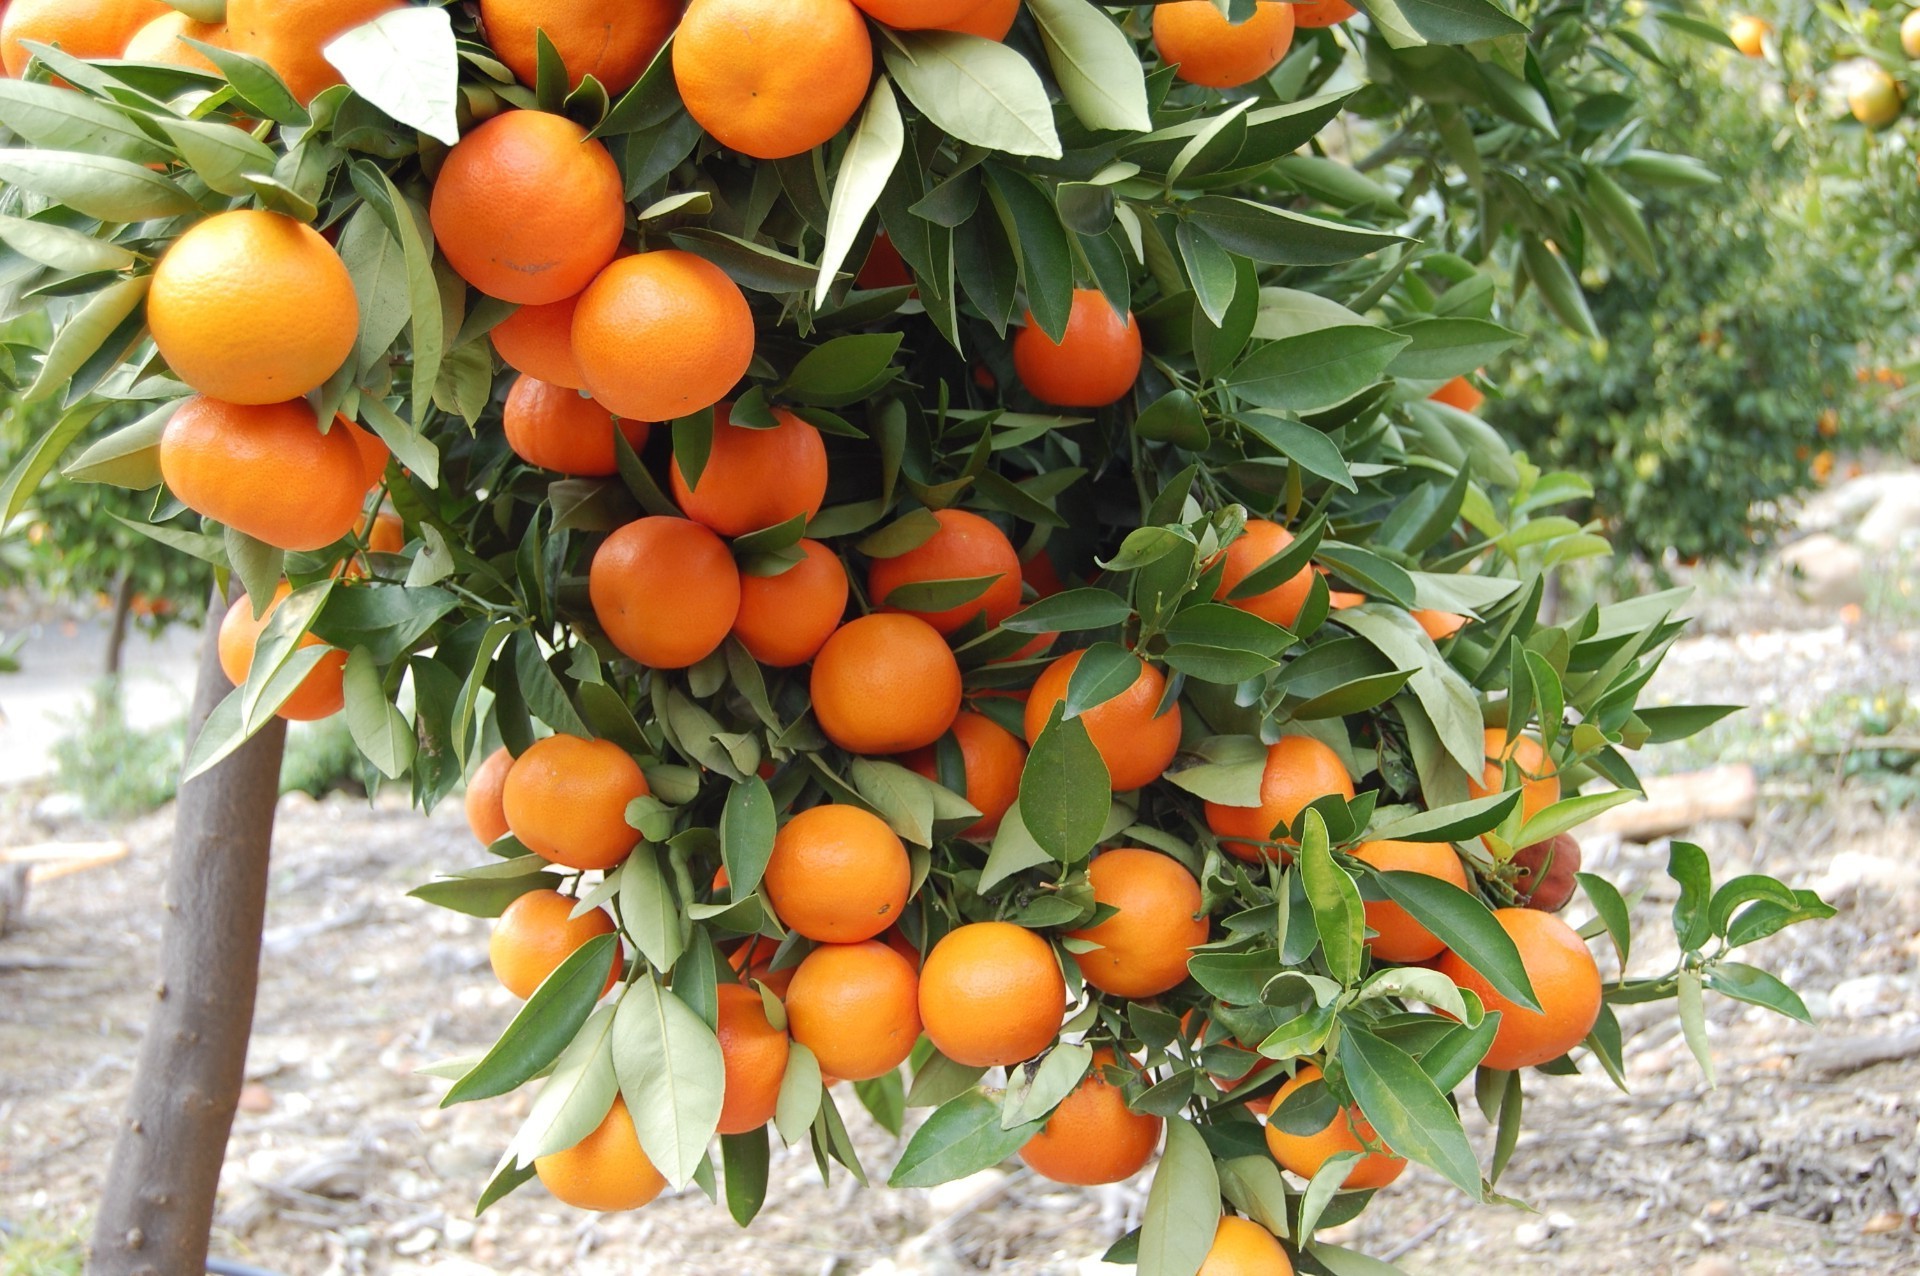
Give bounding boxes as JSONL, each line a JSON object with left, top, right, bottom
{"left": 1728, "top": 14, "right": 1768, "bottom": 57}
{"left": 226, "top": 0, "right": 404, "bottom": 105}
{"left": 1212, "top": 520, "right": 1312, "bottom": 629}
{"left": 430, "top": 110, "right": 624, "bottom": 306}
{"left": 338, "top": 416, "right": 389, "bottom": 490}
{"left": 1, "top": 0, "right": 170, "bottom": 78}
{"left": 715, "top": 983, "right": 790, "bottom": 1135}
{"left": 123, "top": 11, "right": 226, "bottom": 71}
{"left": 1152, "top": 1, "right": 1295, "bottom": 89}
{"left": 465, "top": 746, "right": 514, "bottom": 846}
{"left": 918, "top": 921, "right": 1064, "bottom": 1067}
{"left": 1905, "top": 9, "right": 1920, "bottom": 59}
{"left": 491, "top": 294, "right": 587, "bottom": 390}
{"left": 810, "top": 614, "right": 963, "bottom": 754}
{"left": 785, "top": 940, "right": 922, "bottom": 1081}
{"left": 1023, "top": 649, "right": 1182, "bottom": 792}
{"left": 148, "top": 210, "right": 358, "bottom": 406}
{"left": 1205, "top": 735, "right": 1354, "bottom": 861}
{"left": 763, "top": 805, "right": 911, "bottom": 944}
{"left": 1198, "top": 1215, "right": 1294, "bottom": 1275}
{"left": 1018, "top": 1048, "right": 1162, "bottom": 1185}
{"left": 868, "top": 508, "right": 1023, "bottom": 636}
{"left": 589, "top": 516, "right": 742, "bottom": 669}
{"left": 851, "top": 0, "right": 981, "bottom": 28}
{"left": 733, "top": 539, "right": 849, "bottom": 667}
{"left": 901, "top": 710, "right": 1026, "bottom": 840}
{"left": 1264, "top": 1064, "right": 1405, "bottom": 1190}
{"left": 360, "top": 508, "right": 404, "bottom": 557}
{"left": 1465, "top": 729, "right": 1559, "bottom": 825}
{"left": 1429, "top": 375, "right": 1485, "bottom": 413}
{"left": 535, "top": 1096, "right": 667, "bottom": 1212}
{"left": 1291, "top": 0, "right": 1356, "bottom": 28}
{"left": 216, "top": 583, "right": 346, "bottom": 721}
{"left": 672, "top": 0, "right": 873, "bottom": 160}
{"left": 1068, "top": 848, "right": 1209, "bottom": 998}
{"left": 159, "top": 397, "right": 367, "bottom": 552}
{"left": 1436, "top": 909, "right": 1602, "bottom": 1070}
{"left": 501, "top": 734, "right": 650, "bottom": 872}
{"left": 1414, "top": 609, "right": 1466, "bottom": 641}
{"left": 728, "top": 935, "right": 796, "bottom": 998}
{"left": 855, "top": 233, "right": 914, "bottom": 290}
{"left": 941, "top": 0, "right": 1020, "bottom": 38}
{"left": 503, "top": 375, "right": 651, "bottom": 477}
{"left": 478, "top": 0, "right": 679, "bottom": 96}
{"left": 1012, "top": 289, "right": 1142, "bottom": 409}
{"left": 573, "top": 250, "right": 756, "bottom": 423}
{"left": 489, "top": 888, "right": 621, "bottom": 999}
{"left": 1350, "top": 840, "right": 1470, "bottom": 963}
{"left": 670, "top": 406, "right": 828, "bottom": 537}
{"left": 1849, "top": 65, "right": 1904, "bottom": 128}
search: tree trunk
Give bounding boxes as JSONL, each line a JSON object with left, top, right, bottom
{"left": 88, "top": 587, "right": 287, "bottom": 1276}
{"left": 104, "top": 570, "right": 135, "bottom": 681}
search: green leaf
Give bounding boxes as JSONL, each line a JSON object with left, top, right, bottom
{"left": 782, "top": 333, "right": 903, "bottom": 405}
{"left": 1369, "top": 0, "right": 1528, "bottom": 43}
{"left": 1024, "top": 0, "right": 1151, "bottom": 133}
{"left": 150, "top": 116, "right": 278, "bottom": 198}
{"left": 775, "top": 1042, "right": 825, "bottom": 1144}
{"left": 611, "top": 974, "right": 726, "bottom": 1189}
{"left": 1135, "top": 389, "right": 1211, "bottom": 449}
{"left": 1228, "top": 326, "right": 1410, "bottom": 413}
{"left": 1300, "top": 812, "right": 1364, "bottom": 986}
{"left": 1001, "top": 1042, "right": 1093, "bottom": 1129}
{"left": 1003, "top": 588, "right": 1133, "bottom": 634}
{"left": 1137, "top": 1119, "right": 1218, "bottom": 1276}
{"left": 1520, "top": 238, "right": 1598, "bottom": 340}
{"left": 889, "top": 1090, "right": 1044, "bottom": 1188}
{"left": 406, "top": 870, "right": 562, "bottom": 918}
{"left": 1512, "top": 790, "right": 1637, "bottom": 850}
{"left": 1337, "top": 1024, "right": 1483, "bottom": 1198}
{"left": 816, "top": 78, "right": 904, "bottom": 305}
{"left": 0, "top": 214, "right": 138, "bottom": 274}
{"left": 25, "top": 276, "right": 150, "bottom": 404}
{"left": 722, "top": 1127, "right": 770, "bottom": 1226}
{"left": 1704, "top": 961, "right": 1810, "bottom": 1024}
{"left": 1386, "top": 318, "right": 1522, "bottom": 380}
{"left": 443, "top": 934, "right": 616, "bottom": 1105}
{"left": 1372, "top": 873, "right": 1538, "bottom": 1010}
{"left": 0, "top": 150, "right": 195, "bottom": 222}
{"left": 881, "top": 32, "right": 1061, "bottom": 160}
{"left": 719, "top": 777, "right": 777, "bottom": 898}
{"left": 1238, "top": 414, "right": 1357, "bottom": 490}
{"left": 618, "top": 848, "right": 685, "bottom": 974}
{"left": 1668, "top": 841, "right": 1714, "bottom": 953}
{"left": 189, "top": 41, "right": 310, "bottom": 124}
{"left": 1336, "top": 606, "right": 1483, "bottom": 774}
{"left": 327, "top": 6, "right": 461, "bottom": 144}
{"left": 1363, "top": 791, "right": 1519, "bottom": 842}
{"left": 1676, "top": 969, "right": 1714, "bottom": 1084}
{"left": 1185, "top": 196, "right": 1407, "bottom": 266}
{"left": 1021, "top": 705, "right": 1111, "bottom": 863}
{"left": 1, "top": 400, "right": 102, "bottom": 528}
{"left": 1633, "top": 704, "right": 1740, "bottom": 743}
{"left": 508, "top": 1004, "right": 618, "bottom": 1164}
{"left": 979, "top": 798, "right": 1053, "bottom": 891}
{"left": 342, "top": 648, "right": 414, "bottom": 779}
{"left": 1063, "top": 642, "right": 1143, "bottom": 718}
{"left": 1216, "top": 1156, "right": 1292, "bottom": 1240}
{"left": 0, "top": 81, "right": 169, "bottom": 163}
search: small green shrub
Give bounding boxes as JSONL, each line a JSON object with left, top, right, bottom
{"left": 50, "top": 687, "right": 183, "bottom": 819}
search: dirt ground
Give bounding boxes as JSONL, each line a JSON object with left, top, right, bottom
{"left": 4, "top": 572, "right": 1920, "bottom": 1276}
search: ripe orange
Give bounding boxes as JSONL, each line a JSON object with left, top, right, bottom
{"left": 573, "top": 250, "right": 756, "bottom": 423}
{"left": 589, "top": 517, "right": 742, "bottom": 670}
{"left": 1023, "top": 649, "right": 1182, "bottom": 792}
{"left": 785, "top": 940, "right": 922, "bottom": 1081}
{"left": 918, "top": 921, "right": 1064, "bottom": 1067}
{"left": 1465, "top": 729, "right": 1559, "bottom": 825}
{"left": 941, "top": 0, "right": 1020, "bottom": 38}
{"left": 502, "top": 375, "right": 650, "bottom": 477}
{"left": 1290, "top": 0, "right": 1356, "bottom": 27}
{"left": 1350, "top": 840, "right": 1470, "bottom": 963}
{"left": 851, "top": 0, "right": 982, "bottom": 28}
{"left": 1012, "top": 289, "right": 1142, "bottom": 409}
{"left": 159, "top": 397, "right": 367, "bottom": 552}
{"left": 1264, "top": 1064, "right": 1405, "bottom": 1190}
{"left": 869, "top": 509, "right": 1023, "bottom": 635}
{"left": 1436, "top": 908, "right": 1602, "bottom": 1070}
{"left": 1018, "top": 1049, "right": 1162, "bottom": 1185}
{"left": 1198, "top": 1215, "right": 1294, "bottom": 1276}
{"left": 901, "top": 710, "right": 1026, "bottom": 840}
{"left": 1212, "top": 519, "right": 1312, "bottom": 629}
{"left": 733, "top": 539, "right": 850, "bottom": 667}
{"left": 1068, "top": 848, "right": 1210, "bottom": 998}
{"left": 148, "top": 210, "right": 358, "bottom": 406}
{"left": 535, "top": 1096, "right": 667, "bottom": 1211}
{"left": 763, "top": 805, "right": 911, "bottom": 944}
{"left": 491, "top": 295, "right": 587, "bottom": 390}
{"left": 1429, "top": 375, "right": 1485, "bottom": 413}
{"left": 1414, "top": 609, "right": 1466, "bottom": 641}
{"left": 1906, "top": 9, "right": 1920, "bottom": 59}
{"left": 1849, "top": 65, "right": 1905, "bottom": 129}
{"left": 1728, "top": 14, "right": 1768, "bottom": 58}
{"left": 226, "top": 0, "right": 403, "bottom": 105}
{"left": 478, "top": 0, "right": 679, "bottom": 96}
{"left": 430, "top": 111, "right": 624, "bottom": 306}
{"left": 715, "top": 982, "right": 790, "bottom": 1135}
{"left": 1205, "top": 735, "right": 1355, "bottom": 861}
{"left": 465, "top": 746, "right": 513, "bottom": 846}
{"left": 501, "top": 734, "right": 650, "bottom": 872}
{"left": 810, "top": 614, "right": 963, "bottom": 754}
{"left": 338, "top": 416, "right": 389, "bottom": 490}
{"left": 1152, "top": 2, "right": 1295, "bottom": 89}
{"left": 670, "top": 407, "right": 829, "bottom": 537}
{"left": 1, "top": 0, "right": 170, "bottom": 78}
{"left": 216, "top": 583, "right": 346, "bottom": 721}
{"left": 728, "top": 934, "right": 796, "bottom": 998}
{"left": 672, "top": 0, "right": 874, "bottom": 160}
{"left": 124, "top": 11, "right": 226, "bottom": 71}
{"left": 489, "top": 888, "right": 620, "bottom": 999}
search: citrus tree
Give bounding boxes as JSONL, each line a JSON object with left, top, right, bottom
{"left": 0, "top": 1, "right": 1835, "bottom": 1274}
